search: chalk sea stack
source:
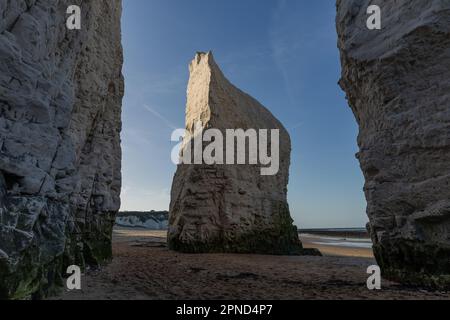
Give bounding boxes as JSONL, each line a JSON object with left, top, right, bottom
{"left": 168, "top": 52, "right": 311, "bottom": 255}
{"left": 0, "top": 0, "right": 124, "bottom": 298}
{"left": 337, "top": 0, "right": 450, "bottom": 288}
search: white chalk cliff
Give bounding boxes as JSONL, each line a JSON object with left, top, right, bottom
{"left": 168, "top": 52, "right": 313, "bottom": 255}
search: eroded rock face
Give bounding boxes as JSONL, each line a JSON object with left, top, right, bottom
{"left": 0, "top": 0, "right": 124, "bottom": 298}
{"left": 337, "top": 0, "right": 450, "bottom": 288}
{"left": 168, "top": 52, "right": 305, "bottom": 255}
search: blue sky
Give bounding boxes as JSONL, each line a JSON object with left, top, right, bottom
{"left": 120, "top": 0, "right": 368, "bottom": 228}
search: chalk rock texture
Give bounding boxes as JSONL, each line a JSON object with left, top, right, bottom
{"left": 168, "top": 52, "right": 307, "bottom": 255}
{"left": 0, "top": 0, "right": 124, "bottom": 298}
{"left": 337, "top": 0, "right": 450, "bottom": 288}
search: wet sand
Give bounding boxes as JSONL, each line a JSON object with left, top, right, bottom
{"left": 301, "top": 234, "right": 374, "bottom": 259}
{"left": 54, "top": 227, "right": 450, "bottom": 300}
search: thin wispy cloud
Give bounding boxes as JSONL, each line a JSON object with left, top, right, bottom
{"left": 142, "top": 71, "right": 186, "bottom": 95}
{"left": 288, "top": 121, "right": 304, "bottom": 131}
{"left": 122, "top": 127, "right": 153, "bottom": 147}
{"left": 268, "top": 1, "right": 336, "bottom": 109}
{"left": 143, "top": 104, "right": 179, "bottom": 130}
{"left": 219, "top": 46, "right": 272, "bottom": 69}
{"left": 269, "top": 0, "right": 301, "bottom": 110}
{"left": 268, "top": 0, "right": 339, "bottom": 135}
{"left": 125, "top": 65, "right": 186, "bottom": 97}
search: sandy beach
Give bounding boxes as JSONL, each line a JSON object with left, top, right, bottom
{"left": 301, "top": 233, "right": 374, "bottom": 259}
{"left": 53, "top": 227, "right": 450, "bottom": 300}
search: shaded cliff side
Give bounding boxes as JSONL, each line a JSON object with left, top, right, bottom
{"left": 337, "top": 0, "right": 450, "bottom": 288}
{"left": 0, "top": 0, "right": 124, "bottom": 298}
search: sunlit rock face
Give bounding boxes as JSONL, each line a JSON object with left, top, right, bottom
{"left": 0, "top": 0, "right": 124, "bottom": 298}
{"left": 168, "top": 52, "right": 310, "bottom": 256}
{"left": 337, "top": 0, "right": 450, "bottom": 288}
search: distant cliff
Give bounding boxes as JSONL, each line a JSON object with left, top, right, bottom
{"left": 116, "top": 211, "right": 169, "bottom": 230}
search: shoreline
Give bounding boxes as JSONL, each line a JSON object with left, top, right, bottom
{"left": 51, "top": 227, "right": 450, "bottom": 300}
{"left": 113, "top": 227, "right": 375, "bottom": 258}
